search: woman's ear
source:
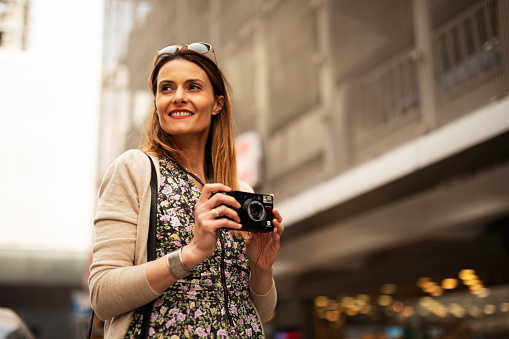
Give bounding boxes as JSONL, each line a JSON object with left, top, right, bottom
{"left": 212, "top": 95, "right": 224, "bottom": 115}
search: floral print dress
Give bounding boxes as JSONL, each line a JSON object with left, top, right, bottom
{"left": 125, "top": 158, "right": 265, "bottom": 339}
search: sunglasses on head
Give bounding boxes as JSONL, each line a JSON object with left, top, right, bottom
{"left": 157, "top": 42, "right": 217, "bottom": 65}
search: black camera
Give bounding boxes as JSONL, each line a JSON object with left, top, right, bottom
{"left": 219, "top": 191, "right": 274, "bottom": 233}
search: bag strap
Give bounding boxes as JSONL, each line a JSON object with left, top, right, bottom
{"left": 87, "top": 308, "right": 94, "bottom": 338}
{"left": 145, "top": 153, "right": 158, "bottom": 262}
{"left": 87, "top": 153, "right": 158, "bottom": 339}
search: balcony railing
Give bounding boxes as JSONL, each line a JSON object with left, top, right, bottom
{"left": 433, "top": 0, "right": 502, "bottom": 99}
{"left": 350, "top": 0, "right": 507, "bottom": 160}
{"left": 350, "top": 46, "right": 422, "bottom": 161}
{"left": 356, "top": 48, "right": 420, "bottom": 130}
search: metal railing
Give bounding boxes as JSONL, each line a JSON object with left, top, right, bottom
{"left": 350, "top": 46, "right": 421, "bottom": 158}
{"left": 350, "top": 0, "right": 506, "bottom": 159}
{"left": 357, "top": 48, "right": 420, "bottom": 130}
{"left": 433, "top": 0, "right": 502, "bottom": 100}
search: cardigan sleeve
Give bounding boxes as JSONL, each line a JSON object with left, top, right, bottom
{"left": 250, "top": 280, "right": 277, "bottom": 323}
{"left": 89, "top": 150, "right": 160, "bottom": 321}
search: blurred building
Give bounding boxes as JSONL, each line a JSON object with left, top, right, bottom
{"left": 0, "top": 0, "right": 29, "bottom": 49}
{"left": 0, "top": 1, "right": 98, "bottom": 338}
{"left": 97, "top": 0, "right": 509, "bottom": 338}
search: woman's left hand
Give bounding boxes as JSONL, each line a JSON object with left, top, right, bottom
{"left": 246, "top": 207, "right": 284, "bottom": 271}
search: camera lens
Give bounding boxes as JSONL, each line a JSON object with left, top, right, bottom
{"left": 246, "top": 200, "right": 266, "bottom": 222}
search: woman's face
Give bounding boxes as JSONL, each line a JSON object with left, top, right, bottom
{"left": 155, "top": 59, "right": 224, "bottom": 144}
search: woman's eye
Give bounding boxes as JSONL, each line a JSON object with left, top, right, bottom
{"left": 161, "top": 85, "right": 173, "bottom": 92}
{"left": 189, "top": 84, "right": 201, "bottom": 90}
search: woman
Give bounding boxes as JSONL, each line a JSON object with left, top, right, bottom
{"left": 89, "top": 42, "right": 284, "bottom": 339}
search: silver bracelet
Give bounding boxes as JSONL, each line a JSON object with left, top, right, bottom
{"left": 166, "top": 248, "right": 192, "bottom": 279}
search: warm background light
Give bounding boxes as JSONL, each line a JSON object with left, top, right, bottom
{"left": 459, "top": 269, "right": 476, "bottom": 280}
{"left": 315, "top": 296, "right": 329, "bottom": 308}
{"left": 450, "top": 303, "right": 466, "bottom": 318}
{"left": 422, "top": 281, "right": 437, "bottom": 293}
{"left": 402, "top": 306, "right": 415, "bottom": 317}
{"left": 500, "top": 303, "right": 509, "bottom": 312}
{"left": 484, "top": 304, "right": 496, "bottom": 315}
{"left": 419, "top": 297, "right": 434, "bottom": 308}
{"left": 430, "top": 286, "right": 444, "bottom": 297}
{"left": 341, "top": 296, "right": 353, "bottom": 306}
{"left": 392, "top": 301, "right": 404, "bottom": 312}
{"left": 325, "top": 310, "right": 341, "bottom": 322}
{"left": 346, "top": 308, "right": 358, "bottom": 316}
{"left": 417, "top": 277, "right": 432, "bottom": 288}
{"left": 377, "top": 295, "right": 393, "bottom": 306}
{"left": 356, "top": 294, "right": 370, "bottom": 303}
{"left": 464, "top": 279, "right": 480, "bottom": 286}
{"left": 478, "top": 288, "right": 490, "bottom": 298}
{"left": 441, "top": 278, "right": 458, "bottom": 289}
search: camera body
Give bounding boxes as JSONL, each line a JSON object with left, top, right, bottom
{"left": 219, "top": 191, "right": 274, "bottom": 233}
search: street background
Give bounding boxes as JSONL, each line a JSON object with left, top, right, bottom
{"left": 1, "top": 0, "right": 509, "bottom": 338}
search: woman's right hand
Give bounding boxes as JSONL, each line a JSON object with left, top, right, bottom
{"left": 146, "top": 184, "right": 243, "bottom": 293}
{"left": 181, "top": 183, "right": 242, "bottom": 270}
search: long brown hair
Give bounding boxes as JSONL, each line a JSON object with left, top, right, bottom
{"left": 142, "top": 48, "right": 238, "bottom": 190}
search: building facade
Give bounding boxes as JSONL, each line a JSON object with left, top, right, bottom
{"left": 97, "top": 0, "right": 509, "bottom": 337}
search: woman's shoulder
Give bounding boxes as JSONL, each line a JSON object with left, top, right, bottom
{"left": 103, "top": 149, "right": 152, "bottom": 181}
{"left": 116, "top": 149, "right": 148, "bottom": 163}
{"left": 111, "top": 149, "right": 152, "bottom": 169}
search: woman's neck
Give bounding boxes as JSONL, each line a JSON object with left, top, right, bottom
{"left": 183, "top": 153, "right": 205, "bottom": 177}
{"left": 174, "top": 135, "right": 209, "bottom": 184}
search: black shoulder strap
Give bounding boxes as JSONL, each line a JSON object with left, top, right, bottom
{"left": 87, "top": 308, "right": 94, "bottom": 338}
{"left": 146, "top": 153, "right": 158, "bottom": 261}
{"left": 174, "top": 162, "right": 206, "bottom": 187}
{"left": 140, "top": 153, "right": 158, "bottom": 337}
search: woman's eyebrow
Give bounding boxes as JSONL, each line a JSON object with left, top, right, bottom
{"left": 158, "top": 78, "right": 207, "bottom": 87}
{"left": 184, "top": 78, "right": 207, "bottom": 85}
{"left": 159, "top": 78, "right": 206, "bottom": 84}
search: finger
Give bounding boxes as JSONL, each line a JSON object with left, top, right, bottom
{"left": 195, "top": 185, "right": 228, "bottom": 213}
{"left": 200, "top": 183, "right": 232, "bottom": 199}
{"left": 272, "top": 208, "right": 283, "bottom": 224}
{"left": 208, "top": 192, "right": 241, "bottom": 210}
{"left": 277, "top": 224, "right": 284, "bottom": 237}
{"left": 273, "top": 220, "right": 284, "bottom": 236}
{"left": 196, "top": 184, "right": 240, "bottom": 213}
{"left": 271, "top": 209, "right": 284, "bottom": 235}
{"left": 273, "top": 225, "right": 282, "bottom": 239}
{"left": 212, "top": 205, "right": 241, "bottom": 223}
{"left": 210, "top": 208, "right": 220, "bottom": 220}
{"left": 196, "top": 210, "right": 242, "bottom": 231}
{"left": 212, "top": 217, "right": 242, "bottom": 230}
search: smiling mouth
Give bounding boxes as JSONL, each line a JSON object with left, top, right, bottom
{"left": 169, "top": 111, "right": 194, "bottom": 117}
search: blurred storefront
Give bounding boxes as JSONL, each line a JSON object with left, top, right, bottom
{"left": 96, "top": 0, "right": 509, "bottom": 338}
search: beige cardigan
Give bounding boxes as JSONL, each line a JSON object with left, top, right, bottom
{"left": 89, "top": 149, "right": 277, "bottom": 338}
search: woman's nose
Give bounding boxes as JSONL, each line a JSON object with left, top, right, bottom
{"left": 173, "top": 87, "right": 187, "bottom": 104}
